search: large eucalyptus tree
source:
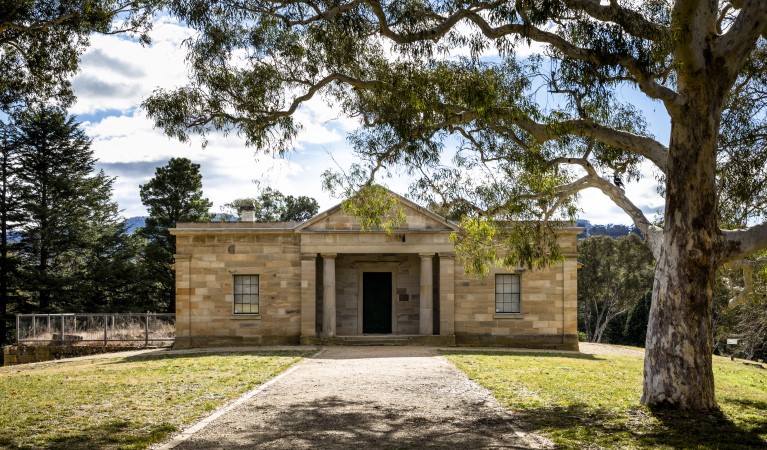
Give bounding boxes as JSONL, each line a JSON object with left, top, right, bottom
{"left": 145, "top": 1, "right": 767, "bottom": 411}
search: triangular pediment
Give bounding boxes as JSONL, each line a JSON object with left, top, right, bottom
{"left": 296, "top": 190, "right": 458, "bottom": 232}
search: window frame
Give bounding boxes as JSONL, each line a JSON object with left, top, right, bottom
{"left": 495, "top": 273, "right": 521, "bottom": 314}
{"left": 233, "top": 274, "right": 260, "bottom": 315}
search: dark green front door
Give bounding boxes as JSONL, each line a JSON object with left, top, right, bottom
{"left": 363, "top": 272, "right": 392, "bottom": 334}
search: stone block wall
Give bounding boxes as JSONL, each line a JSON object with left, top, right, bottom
{"left": 174, "top": 232, "right": 302, "bottom": 347}
{"left": 452, "top": 230, "right": 579, "bottom": 350}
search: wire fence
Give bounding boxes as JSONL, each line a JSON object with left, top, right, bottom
{"left": 16, "top": 313, "right": 175, "bottom": 345}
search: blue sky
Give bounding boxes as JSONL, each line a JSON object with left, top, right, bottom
{"left": 73, "top": 16, "right": 666, "bottom": 224}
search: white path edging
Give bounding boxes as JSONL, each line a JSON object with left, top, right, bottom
{"left": 155, "top": 348, "right": 326, "bottom": 449}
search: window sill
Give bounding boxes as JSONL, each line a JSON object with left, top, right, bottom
{"left": 231, "top": 314, "right": 261, "bottom": 320}
{"left": 494, "top": 313, "right": 524, "bottom": 319}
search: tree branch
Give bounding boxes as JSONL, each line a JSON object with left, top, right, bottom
{"left": 564, "top": 0, "right": 670, "bottom": 42}
{"left": 671, "top": 0, "right": 718, "bottom": 74}
{"left": 722, "top": 222, "right": 767, "bottom": 262}
{"left": 357, "top": 0, "right": 680, "bottom": 109}
{"left": 715, "top": 0, "right": 767, "bottom": 81}
{"left": 0, "top": 14, "right": 78, "bottom": 35}
{"left": 184, "top": 72, "right": 380, "bottom": 129}
{"left": 507, "top": 117, "right": 669, "bottom": 172}
{"left": 540, "top": 160, "right": 663, "bottom": 258}
{"left": 465, "top": 12, "right": 680, "bottom": 110}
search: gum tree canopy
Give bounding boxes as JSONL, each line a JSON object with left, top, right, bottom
{"left": 146, "top": 1, "right": 767, "bottom": 411}
{"left": 0, "top": 0, "right": 157, "bottom": 112}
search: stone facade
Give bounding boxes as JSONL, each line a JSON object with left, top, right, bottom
{"left": 171, "top": 193, "right": 579, "bottom": 350}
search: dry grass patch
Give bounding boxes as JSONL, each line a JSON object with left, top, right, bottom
{"left": 0, "top": 349, "right": 310, "bottom": 449}
{"left": 443, "top": 349, "right": 767, "bottom": 449}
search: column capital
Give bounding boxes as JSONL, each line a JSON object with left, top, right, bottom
{"left": 321, "top": 252, "right": 337, "bottom": 259}
{"left": 438, "top": 252, "right": 456, "bottom": 259}
{"left": 418, "top": 252, "right": 435, "bottom": 258}
{"left": 301, "top": 253, "right": 318, "bottom": 261}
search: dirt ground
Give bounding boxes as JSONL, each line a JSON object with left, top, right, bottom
{"left": 161, "top": 346, "right": 554, "bottom": 449}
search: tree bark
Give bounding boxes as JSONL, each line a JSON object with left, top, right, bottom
{"left": 641, "top": 88, "right": 723, "bottom": 411}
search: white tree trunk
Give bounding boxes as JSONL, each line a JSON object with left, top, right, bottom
{"left": 641, "top": 93, "right": 722, "bottom": 411}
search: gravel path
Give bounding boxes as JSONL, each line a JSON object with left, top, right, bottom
{"left": 578, "top": 342, "right": 645, "bottom": 357}
{"left": 163, "top": 346, "right": 552, "bottom": 449}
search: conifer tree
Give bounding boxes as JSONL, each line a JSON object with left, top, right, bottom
{"left": 12, "top": 107, "right": 135, "bottom": 312}
{"left": 139, "top": 158, "right": 213, "bottom": 313}
{"left": 0, "top": 121, "right": 24, "bottom": 344}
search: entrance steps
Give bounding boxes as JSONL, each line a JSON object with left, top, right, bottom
{"left": 299, "top": 334, "right": 456, "bottom": 346}
{"left": 337, "top": 335, "right": 411, "bottom": 346}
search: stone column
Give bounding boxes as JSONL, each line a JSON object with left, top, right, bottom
{"left": 322, "top": 253, "right": 337, "bottom": 338}
{"left": 300, "top": 253, "right": 317, "bottom": 339}
{"left": 562, "top": 257, "right": 579, "bottom": 349}
{"left": 173, "top": 254, "right": 193, "bottom": 348}
{"left": 438, "top": 252, "right": 455, "bottom": 336}
{"left": 419, "top": 253, "right": 434, "bottom": 335}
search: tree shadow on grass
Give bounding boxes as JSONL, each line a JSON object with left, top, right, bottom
{"left": 513, "top": 403, "right": 767, "bottom": 449}
{"left": 440, "top": 349, "right": 601, "bottom": 361}
{"left": 174, "top": 395, "right": 532, "bottom": 449}
{"left": 0, "top": 419, "right": 178, "bottom": 450}
{"left": 106, "top": 349, "right": 310, "bottom": 365}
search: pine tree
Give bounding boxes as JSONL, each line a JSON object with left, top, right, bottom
{"left": 139, "top": 158, "right": 213, "bottom": 313}
{"left": 12, "top": 107, "right": 137, "bottom": 312}
{"left": 0, "top": 121, "right": 24, "bottom": 344}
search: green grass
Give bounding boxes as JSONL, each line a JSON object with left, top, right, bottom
{"left": 443, "top": 349, "right": 767, "bottom": 449}
{"left": 0, "top": 349, "right": 310, "bottom": 449}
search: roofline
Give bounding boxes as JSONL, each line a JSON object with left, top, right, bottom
{"left": 294, "top": 188, "right": 460, "bottom": 232}
{"left": 170, "top": 227, "right": 297, "bottom": 235}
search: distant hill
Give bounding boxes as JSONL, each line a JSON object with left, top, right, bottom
{"left": 123, "top": 214, "right": 233, "bottom": 234}
{"left": 576, "top": 219, "right": 642, "bottom": 239}
{"left": 125, "top": 216, "right": 146, "bottom": 234}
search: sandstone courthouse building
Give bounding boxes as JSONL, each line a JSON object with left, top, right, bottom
{"left": 171, "top": 192, "right": 579, "bottom": 349}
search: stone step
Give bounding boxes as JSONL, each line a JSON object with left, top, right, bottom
{"left": 338, "top": 336, "right": 410, "bottom": 346}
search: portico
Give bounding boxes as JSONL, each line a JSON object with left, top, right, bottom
{"left": 294, "top": 202, "right": 459, "bottom": 344}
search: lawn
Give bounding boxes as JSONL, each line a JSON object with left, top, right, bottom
{"left": 0, "top": 349, "right": 310, "bottom": 449}
{"left": 444, "top": 349, "right": 767, "bottom": 449}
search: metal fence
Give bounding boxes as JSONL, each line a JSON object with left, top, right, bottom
{"left": 16, "top": 313, "right": 175, "bottom": 345}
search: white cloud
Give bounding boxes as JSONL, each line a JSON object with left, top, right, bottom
{"left": 86, "top": 109, "right": 354, "bottom": 217}
{"left": 71, "top": 17, "right": 194, "bottom": 115}
{"left": 293, "top": 107, "right": 344, "bottom": 145}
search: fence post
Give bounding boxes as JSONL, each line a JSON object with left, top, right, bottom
{"left": 60, "top": 314, "right": 65, "bottom": 341}
{"left": 145, "top": 312, "right": 149, "bottom": 346}
{"left": 31, "top": 313, "right": 36, "bottom": 339}
{"left": 104, "top": 315, "right": 108, "bottom": 346}
{"left": 16, "top": 314, "right": 20, "bottom": 342}
{"left": 47, "top": 315, "right": 50, "bottom": 335}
